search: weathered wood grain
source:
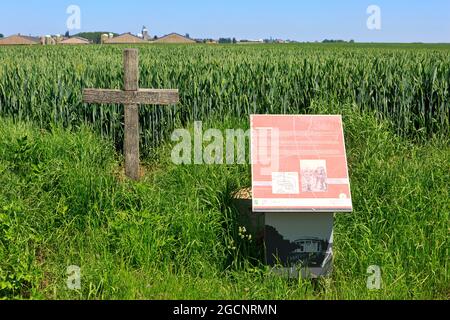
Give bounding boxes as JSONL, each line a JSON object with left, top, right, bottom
{"left": 124, "top": 49, "right": 139, "bottom": 91}
{"left": 124, "top": 49, "right": 140, "bottom": 181}
{"left": 82, "top": 89, "right": 179, "bottom": 105}
{"left": 124, "top": 104, "right": 140, "bottom": 181}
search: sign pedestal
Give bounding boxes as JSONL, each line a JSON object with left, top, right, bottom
{"left": 232, "top": 191, "right": 334, "bottom": 278}
{"left": 265, "top": 212, "right": 334, "bottom": 278}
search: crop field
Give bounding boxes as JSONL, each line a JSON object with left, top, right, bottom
{"left": 1, "top": 44, "right": 449, "bottom": 148}
{"left": 0, "top": 44, "right": 449, "bottom": 299}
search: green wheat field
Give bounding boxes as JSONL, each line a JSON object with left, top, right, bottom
{"left": 0, "top": 43, "right": 449, "bottom": 300}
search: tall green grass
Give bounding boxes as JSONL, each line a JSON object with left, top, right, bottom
{"left": 0, "top": 101, "right": 448, "bottom": 299}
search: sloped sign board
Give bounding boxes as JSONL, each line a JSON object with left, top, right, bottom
{"left": 251, "top": 115, "right": 353, "bottom": 213}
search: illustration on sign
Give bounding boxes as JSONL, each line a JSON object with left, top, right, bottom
{"left": 272, "top": 172, "right": 300, "bottom": 194}
{"left": 301, "top": 160, "right": 328, "bottom": 193}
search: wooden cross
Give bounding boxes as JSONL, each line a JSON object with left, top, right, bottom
{"left": 82, "top": 49, "right": 179, "bottom": 181}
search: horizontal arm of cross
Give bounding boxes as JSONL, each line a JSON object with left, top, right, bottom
{"left": 83, "top": 89, "right": 179, "bottom": 105}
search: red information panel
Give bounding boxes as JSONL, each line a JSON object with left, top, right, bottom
{"left": 251, "top": 115, "right": 353, "bottom": 213}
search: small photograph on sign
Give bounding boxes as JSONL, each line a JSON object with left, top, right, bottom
{"left": 272, "top": 172, "right": 300, "bottom": 195}
{"left": 265, "top": 212, "right": 334, "bottom": 277}
{"left": 300, "top": 160, "right": 328, "bottom": 193}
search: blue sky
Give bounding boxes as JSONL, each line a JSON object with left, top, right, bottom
{"left": 1, "top": 0, "right": 449, "bottom": 42}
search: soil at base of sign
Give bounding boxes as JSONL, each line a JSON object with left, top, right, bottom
{"left": 232, "top": 187, "right": 252, "bottom": 200}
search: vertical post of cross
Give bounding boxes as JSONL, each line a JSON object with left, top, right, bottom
{"left": 123, "top": 49, "right": 140, "bottom": 181}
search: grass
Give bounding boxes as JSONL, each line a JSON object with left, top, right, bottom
{"left": 0, "top": 100, "right": 448, "bottom": 300}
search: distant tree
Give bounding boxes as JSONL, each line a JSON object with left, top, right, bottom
{"left": 73, "top": 32, "right": 118, "bottom": 44}
{"left": 65, "top": 30, "right": 70, "bottom": 38}
{"left": 219, "top": 38, "right": 232, "bottom": 44}
{"left": 153, "top": 35, "right": 158, "bottom": 40}
{"left": 185, "top": 33, "right": 190, "bottom": 39}
{"left": 232, "top": 37, "right": 237, "bottom": 44}
{"left": 322, "top": 39, "right": 347, "bottom": 43}
{"left": 0, "top": 34, "right": 3, "bottom": 38}
{"left": 349, "top": 39, "right": 355, "bottom": 43}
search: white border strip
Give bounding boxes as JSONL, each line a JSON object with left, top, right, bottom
{"left": 254, "top": 198, "right": 352, "bottom": 207}
{"left": 327, "top": 178, "right": 350, "bottom": 185}
{"left": 253, "top": 181, "right": 273, "bottom": 187}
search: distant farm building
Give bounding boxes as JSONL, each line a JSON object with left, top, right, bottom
{"left": 101, "top": 33, "right": 114, "bottom": 44}
{"left": 142, "top": 26, "right": 150, "bottom": 41}
{"left": 104, "top": 33, "right": 147, "bottom": 44}
{"left": 0, "top": 28, "right": 200, "bottom": 46}
{"left": 153, "top": 33, "right": 196, "bottom": 44}
{"left": 238, "top": 39, "right": 264, "bottom": 44}
{"left": 60, "top": 36, "right": 91, "bottom": 45}
{"left": 0, "top": 34, "right": 40, "bottom": 46}
{"left": 41, "top": 35, "right": 58, "bottom": 45}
